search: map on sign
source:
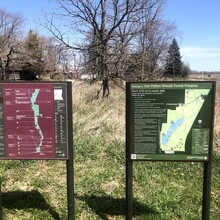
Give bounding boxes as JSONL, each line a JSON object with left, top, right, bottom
{"left": 0, "top": 83, "right": 70, "bottom": 160}
{"left": 31, "top": 89, "right": 45, "bottom": 153}
{"left": 3, "top": 84, "right": 55, "bottom": 158}
{"left": 160, "top": 89, "right": 210, "bottom": 153}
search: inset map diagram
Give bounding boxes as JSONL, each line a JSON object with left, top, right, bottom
{"left": 160, "top": 89, "right": 210, "bottom": 153}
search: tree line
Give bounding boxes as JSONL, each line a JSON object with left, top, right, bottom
{"left": 0, "top": 8, "right": 73, "bottom": 81}
{"left": 1, "top": 1, "right": 189, "bottom": 96}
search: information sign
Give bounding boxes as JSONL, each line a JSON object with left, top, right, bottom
{"left": 126, "top": 81, "right": 215, "bottom": 161}
{"left": 0, "top": 82, "right": 71, "bottom": 160}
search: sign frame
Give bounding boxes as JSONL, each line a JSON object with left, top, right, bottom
{"left": 126, "top": 81, "right": 216, "bottom": 162}
{"left": 126, "top": 80, "right": 216, "bottom": 220}
{"left": 0, "top": 81, "right": 74, "bottom": 219}
{"left": 0, "top": 81, "right": 73, "bottom": 160}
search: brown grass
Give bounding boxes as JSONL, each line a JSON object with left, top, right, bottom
{"left": 214, "top": 82, "right": 220, "bottom": 152}
{"left": 214, "top": 83, "right": 220, "bottom": 134}
{"left": 72, "top": 80, "right": 125, "bottom": 142}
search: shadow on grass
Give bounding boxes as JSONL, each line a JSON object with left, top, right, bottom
{"left": 76, "top": 194, "right": 157, "bottom": 219}
{"left": 2, "top": 190, "right": 60, "bottom": 220}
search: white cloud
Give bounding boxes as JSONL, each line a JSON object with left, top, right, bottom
{"left": 200, "top": 36, "right": 220, "bottom": 43}
{"left": 180, "top": 46, "right": 220, "bottom": 71}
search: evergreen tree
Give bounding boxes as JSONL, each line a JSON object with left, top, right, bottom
{"left": 164, "top": 38, "right": 183, "bottom": 77}
{"left": 21, "top": 30, "right": 45, "bottom": 79}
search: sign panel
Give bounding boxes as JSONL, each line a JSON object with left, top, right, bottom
{"left": 0, "top": 82, "right": 71, "bottom": 160}
{"left": 126, "top": 81, "right": 215, "bottom": 161}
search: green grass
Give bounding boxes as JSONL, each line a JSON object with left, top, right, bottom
{"left": 0, "top": 80, "right": 220, "bottom": 219}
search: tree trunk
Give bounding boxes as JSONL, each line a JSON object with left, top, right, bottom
{"left": 102, "top": 78, "right": 109, "bottom": 98}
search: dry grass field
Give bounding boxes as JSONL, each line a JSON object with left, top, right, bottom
{"left": 214, "top": 81, "right": 220, "bottom": 153}
{"left": 72, "top": 80, "right": 126, "bottom": 142}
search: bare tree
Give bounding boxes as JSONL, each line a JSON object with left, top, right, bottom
{"left": 43, "top": 0, "right": 166, "bottom": 97}
{"left": 131, "top": 18, "right": 177, "bottom": 80}
{"left": 0, "top": 8, "right": 24, "bottom": 81}
{"left": 118, "top": 0, "right": 177, "bottom": 81}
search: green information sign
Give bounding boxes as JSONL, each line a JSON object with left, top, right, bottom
{"left": 126, "top": 81, "right": 215, "bottom": 161}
